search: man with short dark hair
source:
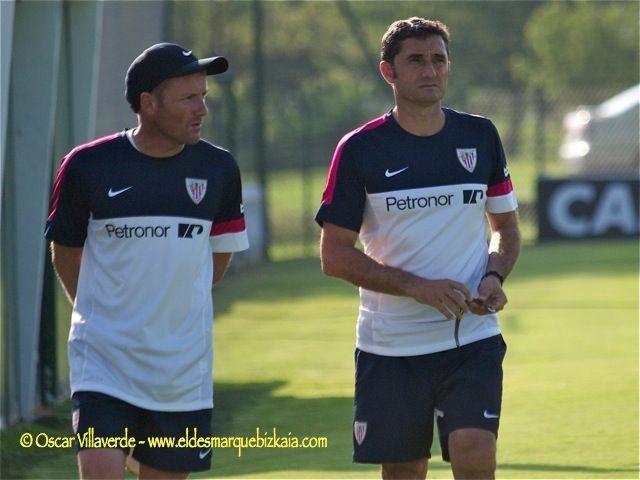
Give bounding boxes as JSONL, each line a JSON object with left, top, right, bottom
{"left": 46, "top": 43, "right": 249, "bottom": 479}
{"left": 316, "top": 17, "right": 520, "bottom": 479}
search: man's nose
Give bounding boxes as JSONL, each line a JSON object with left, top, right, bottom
{"left": 196, "top": 98, "right": 208, "bottom": 116}
{"left": 421, "top": 62, "right": 437, "bottom": 78}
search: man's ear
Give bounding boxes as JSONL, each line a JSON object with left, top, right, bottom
{"left": 379, "top": 60, "right": 396, "bottom": 85}
{"left": 139, "top": 92, "right": 156, "bottom": 114}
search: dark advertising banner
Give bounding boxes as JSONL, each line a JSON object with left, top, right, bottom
{"left": 537, "top": 177, "right": 639, "bottom": 241}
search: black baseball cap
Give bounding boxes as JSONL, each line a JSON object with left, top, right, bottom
{"left": 125, "top": 43, "right": 228, "bottom": 112}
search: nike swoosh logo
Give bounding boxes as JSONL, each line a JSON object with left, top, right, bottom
{"left": 182, "top": 50, "right": 192, "bottom": 56}
{"left": 385, "top": 167, "right": 409, "bottom": 178}
{"left": 199, "top": 448, "right": 212, "bottom": 459}
{"left": 107, "top": 186, "right": 133, "bottom": 198}
{"left": 483, "top": 410, "right": 499, "bottom": 419}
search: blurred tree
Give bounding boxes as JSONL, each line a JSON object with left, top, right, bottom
{"left": 513, "top": 1, "right": 639, "bottom": 100}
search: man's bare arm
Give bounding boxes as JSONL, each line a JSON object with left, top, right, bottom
{"left": 320, "top": 222, "right": 472, "bottom": 320}
{"left": 485, "top": 210, "right": 521, "bottom": 280}
{"left": 213, "top": 252, "right": 233, "bottom": 285}
{"left": 50, "top": 242, "right": 83, "bottom": 304}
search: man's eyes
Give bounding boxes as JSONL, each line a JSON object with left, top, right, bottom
{"left": 408, "top": 56, "right": 446, "bottom": 64}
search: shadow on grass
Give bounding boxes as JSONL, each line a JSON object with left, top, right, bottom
{"left": 203, "top": 380, "right": 444, "bottom": 478}
{"left": 499, "top": 463, "right": 639, "bottom": 474}
{"left": 208, "top": 380, "right": 356, "bottom": 477}
{"left": 207, "top": 381, "right": 638, "bottom": 478}
{"left": 2, "top": 381, "right": 637, "bottom": 478}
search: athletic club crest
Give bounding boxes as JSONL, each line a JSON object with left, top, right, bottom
{"left": 72, "top": 409, "right": 80, "bottom": 433}
{"left": 456, "top": 148, "right": 477, "bottom": 173}
{"left": 354, "top": 421, "right": 367, "bottom": 445}
{"left": 185, "top": 178, "right": 207, "bottom": 205}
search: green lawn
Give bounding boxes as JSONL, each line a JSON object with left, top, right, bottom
{"left": 2, "top": 241, "right": 638, "bottom": 479}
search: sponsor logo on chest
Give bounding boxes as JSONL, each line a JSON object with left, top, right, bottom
{"left": 386, "top": 193, "right": 454, "bottom": 211}
{"left": 383, "top": 186, "right": 487, "bottom": 212}
{"left": 463, "top": 189, "right": 484, "bottom": 204}
{"left": 104, "top": 222, "right": 206, "bottom": 239}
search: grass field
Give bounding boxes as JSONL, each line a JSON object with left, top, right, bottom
{"left": 1, "top": 240, "right": 638, "bottom": 479}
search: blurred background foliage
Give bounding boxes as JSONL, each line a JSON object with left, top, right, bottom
{"left": 514, "top": 1, "right": 639, "bottom": 94}
{"left": 170, "top": 1, "right": 637, "bottom": 166}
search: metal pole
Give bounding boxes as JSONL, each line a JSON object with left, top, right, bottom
{"left": 533, "top": 87, "right": 546, "bottom": 175}
{"left": 252, "top": 0, "right": 269, "bottom": 261}
{"left": 221, "top": 73, "right": 237, "bottom": 154}
{"left": 300, "top": 95, "right": 313, "bottom": 257}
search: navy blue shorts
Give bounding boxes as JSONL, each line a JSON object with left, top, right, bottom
{"left": 353, "top": 334, "right": 506, "bottom": 463}
{"left": 72, "top": 391, "right": 212, "bottom": 473}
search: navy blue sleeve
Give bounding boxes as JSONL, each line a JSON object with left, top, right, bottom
{"left": 212, "top": 155, "right": 246, "bottom": 236}
{"left": 485, "top": 121, "right": 517, "bottom": 212}
{"left": 44, "top": 154, "right": 90, "bottom": 247}
{"left": 487, "top": 122, "right": 511, "bottom": 189}
{"left": 315, "top": 139, "right": 366, "bottom": 233}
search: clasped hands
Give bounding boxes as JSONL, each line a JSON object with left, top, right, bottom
{"left": 408, "top": 275, "right": 507, "bottom": 320}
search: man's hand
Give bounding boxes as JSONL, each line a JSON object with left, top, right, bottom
{"left": 468, "top": 275, "right": 507, "bottom": 315}
{"left": 406, "top": 278, "right": 472, "bottom": 320}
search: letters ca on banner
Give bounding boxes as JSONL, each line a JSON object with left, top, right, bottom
{"left": 537, "top": 178, "right": 639, "bottom": 240}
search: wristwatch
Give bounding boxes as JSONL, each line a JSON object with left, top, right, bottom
{"left": 482, "top": 270, "right": 504, "bottom": 285}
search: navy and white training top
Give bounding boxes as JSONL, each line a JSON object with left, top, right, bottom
{"left": 316, "top": 109, "right": 517, "bottom": 356}
{"left": 45, "top": 131, "right": 249, "bottom": 411}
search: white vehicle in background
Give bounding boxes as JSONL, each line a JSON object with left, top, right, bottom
{"left": 560, "top": 84, "right": 639, "bottom": 175}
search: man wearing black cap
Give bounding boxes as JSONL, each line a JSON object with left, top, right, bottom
{"left": 45, "top": 43, "right": 249, "bottom": 478}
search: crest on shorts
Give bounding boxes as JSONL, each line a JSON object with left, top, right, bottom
{"left": 72, "top": 409, "right": 80, "bottom": 433}
{"left": 354, "top": 421, "right": 367, "bottom": 445}
{"left": 185, "top": 178, "right": 207, "bottom": 205}
{"left": 456, "top": 148, "right": 477, "bottom": 173}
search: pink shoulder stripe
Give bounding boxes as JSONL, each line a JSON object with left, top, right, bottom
{"left": 211, "top": 218, "right": 246, "bottom": 236}
{"left": 65, "top": 132, "right": 122, "bottom": 160}
{"left": 47, "top": 132, "right": 121, "bottom": 220}
{"left": 321, "top": 116, "right": 388, "bottom": 205}
{"left": 487, "top": 178, "right": 514, "bottom": 197}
